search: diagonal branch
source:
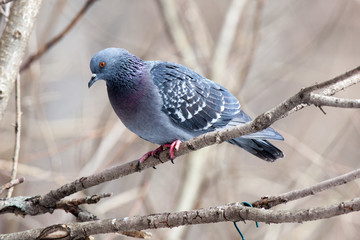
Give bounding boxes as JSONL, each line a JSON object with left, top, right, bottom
{"left": 286, "top": 65, "right": 360, "bottom": 116}
{"left": 32, "top": 64, "right": 360, "bottom": 209}
{"left": 210, "top": 0, "right": 247, "bottom": 81}
{"left": 20, "top": 0, "right": 97, "bottom": 72}
{"left": 0, "top": 177, "right": 24, "bottom": 195}
{"left": 0, "top": 65, "right": 359, "bottom": 217}
{"left": 0, "top": 0, "right": 14, "bottom": 5}
{"left": 252, "top": 167, "right": 360, "bottom": 209}
{"left": 155, "top": 0, "right": 199, "bottom": 70}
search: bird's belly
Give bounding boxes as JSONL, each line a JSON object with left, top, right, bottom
{"left": 117, "top": 106, "right": 195, "bottom": 145}
{"left": 107, "top": 82, "right": 196, "bottom": 145}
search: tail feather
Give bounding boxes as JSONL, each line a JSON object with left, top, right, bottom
{"left": 228, "top": 138, "right": 284, "bottom": 162}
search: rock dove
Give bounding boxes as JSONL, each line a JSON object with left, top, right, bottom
{"left": 89, "top": 48, "right": 284, "bottom": 162}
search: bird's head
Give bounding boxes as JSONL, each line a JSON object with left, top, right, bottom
{"left": 88, "top": 48, "right": 144, "bottom": 90}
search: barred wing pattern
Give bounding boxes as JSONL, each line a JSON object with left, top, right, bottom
{"left": 151, "top": 62, "right": 241, "bottom": 132}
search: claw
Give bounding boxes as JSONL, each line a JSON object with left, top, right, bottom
{"left": 138, "top": 140, "right": 182, "bottom": 164}
{"left": 169, "top": 140, "right": 182, "bottom": 162}
{"left": 138, "top": 146, "right": 163, "bottom": 163}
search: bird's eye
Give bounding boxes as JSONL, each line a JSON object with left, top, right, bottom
{"left": 99, "top": 61, "right": 106, "bottom": 68}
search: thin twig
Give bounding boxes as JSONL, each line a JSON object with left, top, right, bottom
{"left": 56, "top": 194, "right": 112, "bottom": 222}
{"left": 20, "top": 0, "right": 97, "bottom": 72}
{"left": 0, "top": 0, "right": 13, "bottom": 5}
{"left": 182, "top": 0, "right": 213, "bottom": 67}
{"left": 308, "top": 93, "right": 360, "bottom": 108}
{"left": 0, "top": 177, "right": 24, "bottom": 195}
{"left": 6, "top": 74, "right": 21, "bottom": 198}
{"left": 285, "top": 65, "right": 360, "bottom": 117}
{"left": 211, "top": 0, "right": 247, "bottom": 81}
{"left": 155, "top": 0, "right": 200, "bottom": 70}
{"left": 56, "top": 193, "right": 112, "bottom": 209}
{"left": 252, "top": 167, "right": 360, "bottom": 209}
{"left": 237, "top": 0, "right": 265, "bottom": 87}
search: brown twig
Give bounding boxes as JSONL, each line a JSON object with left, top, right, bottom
{"left": 55, "top": 193, "right": 112, "bottom": 222}
{"left": 20, "top": 0, "right": 97, "bottom": 72}
{"left": 0, "top": 193, "right": 111, "bottom": 218}
{"left": 155, "top": 0, "right": 200, "bottom": 70}
{"left": 308, "top": 93, "right": 360, "bottom": 108}
{"left": 56, "top": 193, "right": 112, "bottom": 209}
{"left": 0, "top": 177, "right": 24, "bottom": 195}
{"left": 6, "top": 74, "right": 21, "bottom": 198}
{"left": 284, "top": 65, "right": 360, "bottom": 118}
{"left": 252, "top": 167, "right": 360, "bottom": 209}
{"left": 210, "top": 0, "right": 247, "bottom": 81}
{"left": 0, "top": 0, "right": 14, "bottom": 5}
{"left": 237, "top": 0, "right": 265, "bottom": 87}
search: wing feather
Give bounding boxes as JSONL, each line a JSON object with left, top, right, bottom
{"left": 151, "top": 62, "right": 241, "bottom": 131}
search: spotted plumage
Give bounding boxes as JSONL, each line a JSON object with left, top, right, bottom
{"left": 89, "top": 48, "right": 284, "bottom": 162}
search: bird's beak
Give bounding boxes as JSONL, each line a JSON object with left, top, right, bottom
{"left": 88, "top": 73, "right": 97, "bottom": 88}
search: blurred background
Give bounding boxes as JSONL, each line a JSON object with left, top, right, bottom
{"left": 1, "top": 0, "right": 360, "bottom": 239}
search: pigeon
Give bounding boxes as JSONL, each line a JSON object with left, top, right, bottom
{"left": 89, "top": 48, "right": 284, "bottom": 163}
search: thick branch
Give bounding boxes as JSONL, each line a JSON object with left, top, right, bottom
{"left": 2, "top": 198, "right": 360, "bottom": 240}
{"left": 0, "top": 0, "right": 42, "bottom": 120}
{"left": 0, "top": 194, "right": 110, "bottom": 218}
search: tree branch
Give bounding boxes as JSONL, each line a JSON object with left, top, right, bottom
{"left": 0, "top": 65, "right": 358, "bottom": 221}
{"left": 0, "top": 0, "right": 42, "bottom": 120}
{"left": 286, "top": 65, "right": 360, "bottom": 116}
{"left": 6, "top": 74, "right": 21, "bottom": 198}
{"left": 155, "top": 0, "right": 200, "bottom": 70}
{"left": 20, "top": 0, "right": 97, "bottom": 72}
{"left": 308, "top": 93, "right": 360, "bottom": 108}
{"left": 0, "top": 193, "right": 111, "bottom": 218}
{"left": 2, "top": 197, "right": 360, "bottom": 240}
{"left": 252, "top": 167, "right": 360, "bottom": 209}
{"left": 0, "top": 177, "right": 24, "bottom": 195}
{"left": 210, "top": 0, "right": 247, "bottom": 81}
{"left": 0, "top": 0, "right": 14, "bottom": 5}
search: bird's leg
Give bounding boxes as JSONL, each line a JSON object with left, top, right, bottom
{"left": 138, "top": 140, "right": 182, "bottom": 164}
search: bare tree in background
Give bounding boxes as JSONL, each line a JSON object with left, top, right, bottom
{"left": 1, "top": 0, "right": 360, "bottom": 239}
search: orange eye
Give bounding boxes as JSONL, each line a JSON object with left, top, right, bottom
{"left": 99, "top": 61, "right": 106, "bottom": 68}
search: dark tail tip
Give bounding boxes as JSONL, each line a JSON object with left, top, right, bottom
{"left": 228, "top": 138, "right": 284, "bottom": 162}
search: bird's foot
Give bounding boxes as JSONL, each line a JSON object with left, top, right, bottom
{"left": 138, "top": 140, "right": 182, "bottom": 164}
{"left": 139, "top": 145, "right": 164, "bottom": 163}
